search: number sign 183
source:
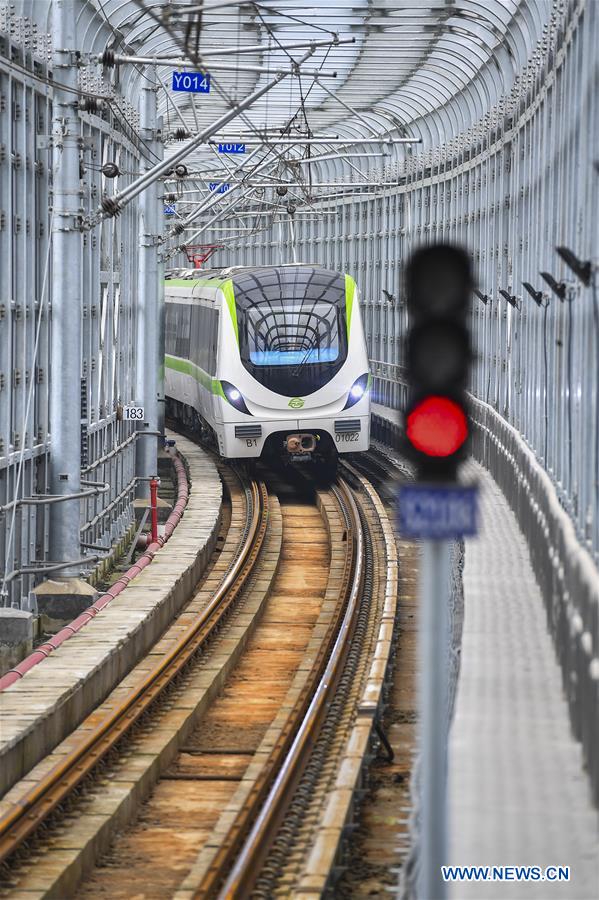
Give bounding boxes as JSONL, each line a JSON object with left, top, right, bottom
{"left": 123, "top": 406, "right": 145, "bottom": 421}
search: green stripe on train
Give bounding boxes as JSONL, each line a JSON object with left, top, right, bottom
{"left": 222, "top": 281, "right": 239, "bottom": 347}
{"left": 345, "top": 274, "right": 356, "bottom": 339}
{"left": 165, "top": 354, "right": 224, "bottom": 397}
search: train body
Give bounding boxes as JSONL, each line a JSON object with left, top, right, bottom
{"left": 164, "top": 265, "right": 370, "bottom": 463}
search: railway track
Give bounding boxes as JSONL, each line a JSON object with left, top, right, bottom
{"left": 0, "top": 443, "right": 400, "bottom": 899}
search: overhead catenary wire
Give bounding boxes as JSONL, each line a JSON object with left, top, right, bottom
{"left": 125, "top": 0, "right": 353, "bottom": 228}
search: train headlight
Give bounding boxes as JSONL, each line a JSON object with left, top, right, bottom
{"left": 344, "top": 374, "right": 369, "bottom": 410}
{"left": 221, "top": 381, "right": 251, "bottom": 415}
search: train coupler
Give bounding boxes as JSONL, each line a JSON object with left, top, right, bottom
{"left": 285, "top": 432, "right": 317, "bottom": 458}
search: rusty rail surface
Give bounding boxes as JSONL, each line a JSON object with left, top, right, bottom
{"left": 0, "top": 477, "right": 269, "bottom": 869}
{"left": 194, "top": 476, "right": 365, "bottom": 899}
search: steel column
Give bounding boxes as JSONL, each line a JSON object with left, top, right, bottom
{"left": 48, "top": 0, "right": 83, "bottom": 573}
{"left": 136, "top": 74, "right": 162, "bottom": 498}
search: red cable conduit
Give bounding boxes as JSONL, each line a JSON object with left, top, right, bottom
{"left": 0, "top": 452, "right": 189, "bottom": 691}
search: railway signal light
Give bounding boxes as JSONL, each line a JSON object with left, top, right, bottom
{"left": 404, "top": 244, "right": 473, "bottom": 481}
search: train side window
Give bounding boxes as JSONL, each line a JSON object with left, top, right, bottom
{"left": 199, "top": 305, "right": 207, "bottom": 372}
{"left": 176, "top": 305, "right": 191, "bottom": 360}
{"left": 196, "top": 305, "right": 203, "bottom": 370}
{"left": 165, "top": 304, "right": 177, "bottom": 355}
{"left": 191, "top": 305, "right": 201, "bottom": 369}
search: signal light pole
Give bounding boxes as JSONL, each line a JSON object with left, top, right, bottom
{"left": 397, "top": 245, "right": 478, "bottom": 900}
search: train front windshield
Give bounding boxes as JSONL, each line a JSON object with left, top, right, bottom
{"left": 234, "top": 267, "right": 348, "bottom": 396}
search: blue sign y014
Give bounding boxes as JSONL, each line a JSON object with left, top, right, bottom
{"left": 164, "top": 204, "right": 176, "bottom": 216}
{"left": 217, "top": 143, "right": 246, "bottom": 154}
{"left": 172, "top": 71, "right": 211, "bottom": 93}
{"left": 209, "top": 182, "right": 230, "bottom": 193}
{"left": 397, "top": 483, "right": 479, "bottom": 540}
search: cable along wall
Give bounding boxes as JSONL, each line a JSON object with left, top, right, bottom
{"left": 0, "top": 1, "right": 145, "bottom": 608}
{"left": 214, "top": 0, "right": 599, "bottom": 566}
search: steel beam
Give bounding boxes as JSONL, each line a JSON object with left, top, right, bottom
{"left": 48, "top": 0, "right": 84, "bottom": 575}
{"left": 208, "top": 137, "right": 421, "bottom": 145}
{"left": 103, "top": 37, "right": 355, "bottom": 64}
{"left": 107, "top": 57, "right": 338, "bottom": 78}
{"left": 90, "top": 53, "right": 314, "bottom": 225}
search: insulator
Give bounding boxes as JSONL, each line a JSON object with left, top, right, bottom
{"left": 276, "top": 186, "right": 288, "bottom": 196}
{"left": 173, "top": 128, "right": 189, "bottom": 140}
{"left": 173, "top": 224, "right": 185, "bottom": 235}
{"left": 101, "top": 48, "right": 115, "bottom": 68}
{"left": 79, "top": 96, "right": 100, "bottom": 113}
{"left": 101, "top": 161, "right": 120, "bottom": 179}
{"left": 174, "top": 164, "right": 188, "bottom": 179}
{"left": 287, "top": 203, "right": 296, "bottom": 215}
{"left": 101, "top": 196, "right": 121, "bottom": 217}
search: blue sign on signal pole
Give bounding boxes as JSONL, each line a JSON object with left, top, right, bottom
{"left": 171, "top": 71, "right": 211, "bottom": 93}
{"left": 209, "top": 182, "right": 230, "bottom": 193}
{"left": 217, "top": 143, "right": 246, "bottom": 154}
{"left": 164, "top": 204, "right": 176, "bottom": 216}
{"left": 397, "top": 483, "right": 478, "bottom": 540}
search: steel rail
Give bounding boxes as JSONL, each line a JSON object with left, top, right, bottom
{"left": 0, "top": 477, "right": 269, "bottom": 868}
{"left": 194, "top": 476, "right": 365, "bottom": 899}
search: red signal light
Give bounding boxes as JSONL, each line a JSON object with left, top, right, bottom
{"left": 406, "top": 396, "right": 468, "bottom": 458}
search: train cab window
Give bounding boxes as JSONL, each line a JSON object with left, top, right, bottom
{"left": 233, "top": 266, "right": 348, "bottom": 396}
{"left": 246, "top": 302, "right": 340, "bottom": 367}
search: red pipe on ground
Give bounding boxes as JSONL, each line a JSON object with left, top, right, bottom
{"left": 0, "top": 452, "right": 189, "bottom": 691}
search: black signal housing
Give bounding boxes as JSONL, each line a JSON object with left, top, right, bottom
{"left": 403, "top": 245, "right": 473, "bottom": 481}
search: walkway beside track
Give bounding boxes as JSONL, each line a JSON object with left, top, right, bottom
{"left": 448, "top": 462, "right": 599, "bottom": 898}
{"left": 370, "top": 403, "right": 599, "bottom": 898}
{"left": 0, "top": 435, "right": 221, "bottom": 799}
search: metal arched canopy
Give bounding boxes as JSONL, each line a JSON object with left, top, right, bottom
{"left": 75, "top": 1, "right": 550, "bottom": 154}
{"left": 15, "top": 0, "right": 553, "bottom": 223}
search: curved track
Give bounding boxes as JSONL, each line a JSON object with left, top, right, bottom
{"left": 0, "top": 466, "right": 267, "bottom": 872}
{"left": 198, "top": 477, "right": 364, "bottom": 898}
{"left": 0, "top": 445, "right": 400, "bottom": 899}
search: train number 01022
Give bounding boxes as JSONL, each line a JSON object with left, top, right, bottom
{"left": 335, "top": 432, "right": 360, "bottom": 442}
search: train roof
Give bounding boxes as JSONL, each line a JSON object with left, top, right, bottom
{"left": 165, "top": 266, "right": 353, "bottom": 308}
{"left": 165, "top": 264, "right": 349, "bottom": 285}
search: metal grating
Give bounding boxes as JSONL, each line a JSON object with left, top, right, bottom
{"left": 234, "top": 424, "right": 262, "bottom": 438}
{"left": 334, "top": 419, "right": 361, "bottom": 433}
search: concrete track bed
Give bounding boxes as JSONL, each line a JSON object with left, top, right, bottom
{"left": 0, "top": 434, "right": 221, "bottom": 798}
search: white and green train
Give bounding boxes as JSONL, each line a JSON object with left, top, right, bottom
{"left": 164, "top": 264, "right": 371, "bottom": 464}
